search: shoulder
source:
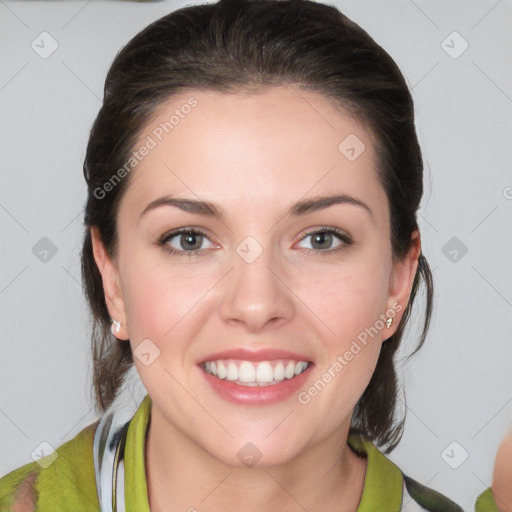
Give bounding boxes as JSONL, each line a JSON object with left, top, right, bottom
{"left": 348, "top": 432, "right": 464, "bottom": 511}
{"left": 474, "top": 487, "right": 501, "bottom": 512}
{"left": 0, "top": 420, "right": 100, "bottom": 512}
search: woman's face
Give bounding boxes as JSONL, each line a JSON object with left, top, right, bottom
{"left": 93, "top": 86, "right": 419, "bottom": 467}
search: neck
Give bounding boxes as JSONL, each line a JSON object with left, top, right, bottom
{"left": 144, "top": 406, "right": 367, "bottom": 512}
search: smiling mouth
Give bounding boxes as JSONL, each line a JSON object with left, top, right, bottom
{"left": 200, "top": 359, "right": 311, "bottom": 386}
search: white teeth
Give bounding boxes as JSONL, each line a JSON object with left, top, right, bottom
{"left": 203, "top": 359, "right": 310, "bottom": 386}
{"left": 217, "top": 361, "right": 227, "bottom": 379}
{"left": 256, "top": 361, "right": 274, "bottom": 383}
{"left": 284, "top": 361, "right": 295, "bottom": 379}
{"left": 226, "top": 362, "right": 238, "bottom": 381}
{"left": 238, "top": 361, "right": 256, "bottom": 382}
{"left": 274, "top": 362, "right": 285, "bottom": 381}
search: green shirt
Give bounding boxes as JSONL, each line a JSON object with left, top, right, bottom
{"left": 0, "top": 394, "right": 469, "bottom": 511}
{"left": 474, "top": 488, "right": 501, "bottom": 512}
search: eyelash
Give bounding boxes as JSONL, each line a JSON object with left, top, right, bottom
{"left": 157, "top": 227, "right": 353, "bottom": 258}
{"left": 157, "top": 228, "right": 212, "bottom": 258}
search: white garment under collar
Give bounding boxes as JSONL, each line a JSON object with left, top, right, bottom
{"left": 92, "top": 366, "right": 148, "bottom": 512}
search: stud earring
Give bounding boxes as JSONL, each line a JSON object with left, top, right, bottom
{"left": 111, "top": 319, "right": 121, "bottom": 335}
{"left": 386, "top": 317, "right": 393, "bottom": 328}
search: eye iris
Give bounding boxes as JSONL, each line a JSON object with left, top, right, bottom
{"left": 181, "top": 233, "right": 202, "bottom": 250}
{"left": 312, "top": 232, "right": 332, "bottom": 249}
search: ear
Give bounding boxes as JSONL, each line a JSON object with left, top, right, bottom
{"left": 90, "top": 226, "right": 129, "bottom": 340}
{"left": 385, "top": 230, "right": 421, "bottom": 337}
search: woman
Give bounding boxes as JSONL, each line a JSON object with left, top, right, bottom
{"left": 0, "top": 0, "right": 481, "bottom": 509}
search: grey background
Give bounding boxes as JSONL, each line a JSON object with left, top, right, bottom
{"left": 1, "top": 0, "right": 511, "bottom": 509}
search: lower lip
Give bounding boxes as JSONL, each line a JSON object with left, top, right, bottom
{"left": 200, "top": 365, "right": 313, "bottom": 405}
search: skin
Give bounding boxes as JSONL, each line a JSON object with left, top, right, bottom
{"left": 493, "top": 426, "right": 512, "bottom": 511}
{"left": 91, "top": 85, "right": 420, "bottom": 511}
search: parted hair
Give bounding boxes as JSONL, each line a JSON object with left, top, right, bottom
{"left": 81, "top": 0, "right": 433, "bottom": 453}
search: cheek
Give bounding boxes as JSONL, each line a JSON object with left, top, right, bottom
{"left": 298, "top": 257, "right": 390, "bottom": 346}
{"left": 292, "top": 263, "right": 388, "bottom": 410}
{"left": 119, "top": 248, "right": 204, "bottom": 342}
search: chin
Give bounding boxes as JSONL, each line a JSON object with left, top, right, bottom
{"left": 202, "top": 435, "right": 305, "bottom": 470}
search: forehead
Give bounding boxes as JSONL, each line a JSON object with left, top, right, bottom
{"left": 119, "top": 86, "right": 387, "bottom": 221}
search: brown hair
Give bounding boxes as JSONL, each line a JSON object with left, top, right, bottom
{"left": 81, "top": 0, "right": 433, "bottom": 453}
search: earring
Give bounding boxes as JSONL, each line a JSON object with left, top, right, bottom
{"left": 111, "top": 319, "right": 121, "bottom": 335}
{"left": 386, "top": 317, "right": 393, "bottom": 328}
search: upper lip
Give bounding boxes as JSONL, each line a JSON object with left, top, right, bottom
{"left": 197, "top": 348, "right": 313, "bottom": 364}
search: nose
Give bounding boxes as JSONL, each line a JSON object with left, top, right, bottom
{"left": 219, "top": 245, "right": 295, "bottom": 333}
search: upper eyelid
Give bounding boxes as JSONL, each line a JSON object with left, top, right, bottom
{"left": 297, "top": 226, "right": 350, "bottom": 238}
{"left": 161, "top": 227, "right": 210, "bottom": 239}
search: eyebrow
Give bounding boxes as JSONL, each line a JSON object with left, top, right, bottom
{"left": 139, "top": 194, "right": 373, "bottom": 220}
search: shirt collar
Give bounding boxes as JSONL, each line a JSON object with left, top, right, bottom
{"left": 123, "top": 394, "right": 404, "bottom": 512}
{"left": 124, "top": 394, "right": 151, "bottom": 512}
{"left": 347, "top": 432, "right": 404, "bottom": 510}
